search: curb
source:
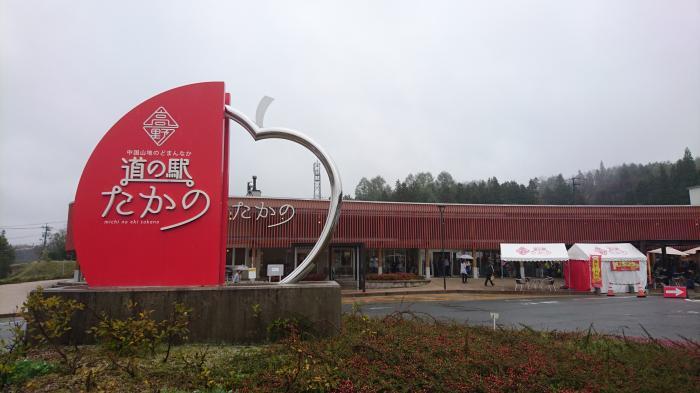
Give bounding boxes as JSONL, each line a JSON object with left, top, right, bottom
{"left": 341, "top": 289, "right": 595, "bottom": 298}
{"left": 0, "top": 313, "right": 19, "bottom": 319}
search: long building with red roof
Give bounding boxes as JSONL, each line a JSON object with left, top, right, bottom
{"left": 225, "top": 196, "right": 700, "bottom": 286}
{"left": 67, "top": 196, "right": 700, "bottom": 287}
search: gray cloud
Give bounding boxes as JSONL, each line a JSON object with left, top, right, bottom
{"left": 1, "top": 0, "right": 699, "bottom": 244}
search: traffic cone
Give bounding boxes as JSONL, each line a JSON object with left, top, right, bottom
{"left": 636, "top": 284, "right": 646, "bottom": 298}
{"left": 607, "top": 284, "right": 615, "bottom": 296}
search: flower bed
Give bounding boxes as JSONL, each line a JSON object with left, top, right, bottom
{"left": 8, "top": 313, "right": 699, "bottom": 392}
{"left": 364, "top": 273, "right": 429, "bottom": 288}
{"left": 366, "top": 273, "right": 422, "bottom": 281}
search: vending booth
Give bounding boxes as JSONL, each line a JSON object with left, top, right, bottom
{"left": 500, "top": 243, "right": 569, "bottom": 279}
{"left": 566, "top": 243, "right": 648, "bottom": 293}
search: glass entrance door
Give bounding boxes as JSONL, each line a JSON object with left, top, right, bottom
{"left": 332, "top": 247, "right": 356, "bottom": 280}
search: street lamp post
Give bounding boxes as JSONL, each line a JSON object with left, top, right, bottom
{"left": 438, "top": 204, "right": 446, "bottom": 291}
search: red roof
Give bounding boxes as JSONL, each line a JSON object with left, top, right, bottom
{"left": 65, "top": 197, "right": 700, "bottom": 252}
{"left": 228, "top": 197, "right": 700, "bottom": 250}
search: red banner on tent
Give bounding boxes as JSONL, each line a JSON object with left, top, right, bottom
{"left": 610, "top": 260, "right": 640, "bottom": 271}
{"left": 590, "top": 255, "right": 602, "bottom": 288}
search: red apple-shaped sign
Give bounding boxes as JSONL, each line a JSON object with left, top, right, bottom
{"left": 72, "top": 82, "right": 229, "bottom": 286}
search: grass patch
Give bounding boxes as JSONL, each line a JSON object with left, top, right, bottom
{"left": 0, "top": 260, "right": 75, "bottom": 284}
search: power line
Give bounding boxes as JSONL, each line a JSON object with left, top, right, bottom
{"left": 0, "top": 220, "right": 66, "bottom": 228}
{"left": 6, "top": 234, "right": 41, "bottom": 240}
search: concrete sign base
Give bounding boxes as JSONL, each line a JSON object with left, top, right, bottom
{"left": 39, "top": 282, "right": 341, "bottom": 344}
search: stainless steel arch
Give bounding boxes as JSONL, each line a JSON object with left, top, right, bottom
{"left": 224, "top": 106, "right": 343, "bottom": 284}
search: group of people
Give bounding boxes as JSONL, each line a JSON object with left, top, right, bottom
{"left": 459, "top": 259, "right": 496, "bottom": 286}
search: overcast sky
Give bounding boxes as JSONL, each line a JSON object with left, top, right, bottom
{"left": 1, "top": 0, "right": 699, "bottom": 245}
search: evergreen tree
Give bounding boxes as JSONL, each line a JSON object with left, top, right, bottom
{"left": 671, "top": 148, "right": 700, "bottom": 203}
{"left": 47, "top": 229, "right": 67, "bottom": 260}
{"left": 435, "top": 171, "right": 456, "bottom": 202}
{"left": 355, "top": 176, "right": 392, "bottom": 201}
{"left": 0, "top": 230, "right": 15, "bottom": 278}
{"left": 352, "top": 149, "right": 698, "bottom": 206}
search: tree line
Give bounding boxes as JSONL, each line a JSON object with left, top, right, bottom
{"left": 354, "top": 148, "right": 700, "bottom": 205}
{"left": 0, "top": 229, "right": 67, "bottom": 278}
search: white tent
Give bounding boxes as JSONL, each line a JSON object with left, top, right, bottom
{"left": 567, "top": 243, "right": 647, "bottom": 293}
{"left": 684, "top": 246, "right": 700, "bottom": 255}
{"left": 649, "top": 247, "right": 689, "bottom": 257}
{"left": 500, "top": 243, "right": 569, "bottom": 262}
{"left": 500, "top": 243, "right": 568, "bottom": 279}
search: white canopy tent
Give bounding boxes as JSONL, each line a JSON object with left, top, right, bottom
{"left": 500, "top": 243, "right": 568, "bottom": 279}
{"left": 567, "top": 243, "right": 647, "bottom": 293}
{"left": 685, "top": 247, "right": 700, "bottom": 255}
{"left": 649, "top": 247, "right": 689, "bottom": 257}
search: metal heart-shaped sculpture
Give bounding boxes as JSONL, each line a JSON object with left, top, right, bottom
{"left": 225, "top": 106, "right": 343, "bottom": 284}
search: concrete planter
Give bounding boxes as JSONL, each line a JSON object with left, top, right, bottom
{"left": 366, "top": 279, "right": 430, "bottom": 289}
{"left": 38, "top": 282, "right": 341, "bottom": 344}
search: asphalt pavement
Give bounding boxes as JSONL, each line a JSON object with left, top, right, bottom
{"left": 344, "top": 295, "right": 700, "bottom": 340}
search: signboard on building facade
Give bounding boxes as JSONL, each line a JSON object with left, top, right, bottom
{"left": 590, "top": 255, "right": 602, "bottom": 288}
{"left": 72, "top": 82, "right": 229, "bottom": 286}
{"left": 610, "top": 260, "right": 640, "bottom": 271}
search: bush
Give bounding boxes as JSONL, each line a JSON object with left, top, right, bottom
{"left": 8, "top": 311, "right": 700, "bottom": 392}
{"left": 1, "top": 360, "right": 55, "bottom": 386}
{"left": 366, "top": 273, "right": 423, "bottom": 281}
{"left": 0, "top": 318, "right": 28, "bottom": 389}
{"left": 266, "top": 316, "right": 314, "bottom": 342}
{"left": 20, "top": 287, "right": 85, "bottom": 374}
{"left": 90, "top": 301, "right": 191, "bottom": 376}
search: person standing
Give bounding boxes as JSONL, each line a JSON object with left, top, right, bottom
{"left": 460, "top": 260, "right": 468, "bottom": 284}
{"left": 484, "top": 262, "right": 495, "bottom": 286}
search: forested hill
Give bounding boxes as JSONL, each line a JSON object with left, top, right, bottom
{"left": 353, "top": 148, "right": 700, "bottom": 205}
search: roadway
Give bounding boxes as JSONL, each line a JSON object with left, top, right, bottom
{"left": 343, "top": 294, "right": 700, "bottom": 340}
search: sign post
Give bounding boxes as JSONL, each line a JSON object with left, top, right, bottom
{"left": 490, "top": 312, "right": 499, "bottom": 331}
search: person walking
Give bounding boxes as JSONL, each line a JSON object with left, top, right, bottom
{"left": 460, "top": 260, "right": 468, "bottom": 284}
{"left": 484, "top": 262, "right": 495, "bottom": 286}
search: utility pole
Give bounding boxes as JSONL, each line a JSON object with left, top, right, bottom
{"left": 41, "top": 224, "right": 52, "bottom": 253}
{"left": 313, "top": 161, "right": 322, "bottom": 199}
{"left": 437, "top": 205, "right": 446, "bottom": 291}
{"left": 567, "top": 176, "right": 584, "bottom": 204}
